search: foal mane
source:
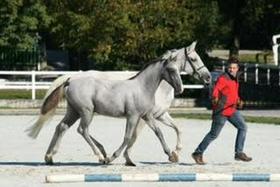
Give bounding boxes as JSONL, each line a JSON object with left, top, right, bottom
{"left": 128, "top": 57, "right": 168, "bottom": 80}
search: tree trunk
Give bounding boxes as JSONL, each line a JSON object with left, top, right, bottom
{"left": 229, "top": 0, "right": 245, "bottom": 59}
{"left": 229, "top": 32, "right": 240, "bottom": 58}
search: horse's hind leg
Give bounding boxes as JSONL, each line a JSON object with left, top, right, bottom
{"left": 143, "top": 115, "right": 178, "bottom": 163}
{"left": 77, "top": 110, "right": 105, "bottom": 163}
{"left": 89, "top": 135, "right": 107, "bottom": 159}
{"left": 157, "top": 112, "right": 183, "bottom": 155}
{"left": 45, "top": 105, "right": 79, "bottom": 165}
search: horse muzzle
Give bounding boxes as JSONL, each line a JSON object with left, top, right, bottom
{"left": 202, "top": 74, "right": 212, "bottom": 86}
{"left": 174, "top": 84, "right": 184, "bottom": 95}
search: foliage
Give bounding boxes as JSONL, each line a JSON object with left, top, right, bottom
{"left": 46, "top": 0, "right": 223, "bottom": 70}
{"left": 240, "top": 0, "right": 280, "bottom": 49}
{"left": 0, "top": 0, "right": 51, "bottom": 50}
{"left": 0, "top": 0, "right": 279, "bottom": 69}
{"left": 216, "top": 0, "right": 280, "bottom": 56}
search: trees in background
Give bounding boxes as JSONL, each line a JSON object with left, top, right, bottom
{"left": 0, "top": 0, "right": 279, "bottom": 70}
{"left": 45, "top": 0, "right": 223, "bottom": 70}
{"left": 0, "top": 0, "right": 51, "bottom": 49}
{"left": 217, "top": 0, "right": 280, "bottom": 57}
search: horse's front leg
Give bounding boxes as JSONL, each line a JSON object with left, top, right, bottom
{"left": 77, "top": 110, "right": 105, "bottom": 163}
{"left": 105, "top": 115, "right": 140, "bottom": 164}
{"left": 123, "top": 119, "right": 146, "bottom": 166}
{"left": 143, "top": 114, "right": 179, "bottom": 163}
{"left": 157, "top": 112, "right": 183, "bottom": 155}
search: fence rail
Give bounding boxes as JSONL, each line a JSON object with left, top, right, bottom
{"left": 218, "top": 61, "right": 280, "bottom": 86}
{"left": 0, "top": 71, "right": 205, "bottom": 100}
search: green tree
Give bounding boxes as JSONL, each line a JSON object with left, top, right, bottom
{"left": 0, "top": 0, "right": 51, "bottom": 49}
{"left": 217, "top": 0, "right": 280, "bottom": 57}
{"left": 240, "top": 0, "right": 280, "bottom": 49}
{"left": 46, "top": 0, "right": 222, "bottom": 70}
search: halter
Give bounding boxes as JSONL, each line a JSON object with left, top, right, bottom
{"left": 184, "top": 47, "right": 206, "bottom": 78}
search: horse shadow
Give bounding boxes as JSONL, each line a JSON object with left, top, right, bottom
{"left": 140, "top": 161, "right": 195, "bottom": 166}
{"left": 0, "top": 161, "right": 233, "bottom": 167}
{"left": 0, "top": 161, "right": 104, "bottom": 167}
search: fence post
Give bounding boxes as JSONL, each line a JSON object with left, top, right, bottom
{"left": 31, "top": 70, "right": 36, "bottom": 100}
{"left": 37, "top": 62, "right": 41, "bottom": 71}
{"left": 272, "top": 34, "right": 280, "bottom": 66}
{"left": 222, "top": 60, "right": 226, "bottom": 72}
{"left": 267, "top": 68, "right": 270, "bottom": 85}
{"left": 279, "top": 67, "right": 280, "bottom": 86}
{"left": 255, "top": 64, "right": 259, "bottom": 85}
{"left": 244, "top": 63, "right": 247, "bottom": 83}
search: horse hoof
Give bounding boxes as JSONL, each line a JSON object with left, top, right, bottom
{"left": 103, "top": 157, "right": 111, "bottom": 165}
{"left": 168, "top": 151, "right": 179, "bottom": 163}
{"left": 99, "top": 157, "right": 111, "bottom": 165}
{"left": 45, "top": 155, "right": 54, "bottom": 165}
{"left": 125, "top": 161, "right": 136, "bottom": 167}
{"left": 99, "top": 158, "right": 106, "bottom": 164}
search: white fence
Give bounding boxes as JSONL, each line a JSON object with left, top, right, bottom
{"left": 218, "top": 61, "right": 280, "bottom": 86}
{"left": 273, "top": 34, "right": 280, "bottom": 66}
{"left": 0, "top": 71, "right": 205, "bottom": 100}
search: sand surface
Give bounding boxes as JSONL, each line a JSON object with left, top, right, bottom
{"left": 0, "top": 115, "right": 279, "bottom": 187}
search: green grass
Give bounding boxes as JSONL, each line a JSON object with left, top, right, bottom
{"left": 171, "top": 113, "right": 280, "bottom": 125}
{"left": 239, "top": 53, "right": 274, "bottom": 64}
{"left": 0, "top": 89, "right": 47, "bottom": 99}
{"left": 0, "top": 90, "right": 279, "bottom": 125}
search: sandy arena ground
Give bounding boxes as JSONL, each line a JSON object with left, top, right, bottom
{"left": 0, "top": 114, "right": 279, "bottom": 187}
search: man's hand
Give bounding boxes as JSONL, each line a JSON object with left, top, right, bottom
{"left": 237, "top": 99, "right": 244, "bottom": 109}
{"left": 212, "top": 97, "right": 219, "bottom": 105}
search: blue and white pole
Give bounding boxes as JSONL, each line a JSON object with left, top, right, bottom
{"left": 46, "top": 173, "right": 280, "bottom": 183}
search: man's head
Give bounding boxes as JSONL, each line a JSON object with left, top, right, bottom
{"left": 227, "top": 57, "right": 239, "bottom": 78}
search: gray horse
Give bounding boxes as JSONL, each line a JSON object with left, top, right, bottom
{"left": 122, "top": 43, "right": 211, "bottom": 165}
{"left": 26, "top": 50, "right": 184, "bottom": 165}
{"left": 26, "top": 42, "right": 211, "bottom": 165}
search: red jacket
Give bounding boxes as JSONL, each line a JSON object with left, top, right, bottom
{"left": 212, "top": 73, "right": 240, "bottom": 117}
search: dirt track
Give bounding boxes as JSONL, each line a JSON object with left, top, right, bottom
{"left": 0, "top": 115, "right": 279, "bottom": 187}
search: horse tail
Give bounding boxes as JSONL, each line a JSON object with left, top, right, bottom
{"left": 25, "top": 75, "right": 71, "bottom": 139}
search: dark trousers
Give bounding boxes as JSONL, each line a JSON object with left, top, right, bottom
{"left": 195, "top": 110, "right": 248, "bottom": 154}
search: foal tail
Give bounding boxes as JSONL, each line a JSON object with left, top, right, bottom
{"left": 25, "top": 75, "right": 71, "bottom": 139}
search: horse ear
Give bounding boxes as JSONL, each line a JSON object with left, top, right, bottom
{"left": 163, "top": 54, "right": 176, "bottom": 67}
{"left": 186, "top": 41, "right": 197, "bottom": 53}
{"left": 161, "top": 50, "right": 171, "bottom": 60}
{"left": 192, "top": 41, "right": 197, "bottom": 48}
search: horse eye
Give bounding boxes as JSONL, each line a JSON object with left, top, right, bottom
{"left": 167, "top": 67, "right": 176, "bottom": 72}
{"left": 190, "top": 57, "right": 196, "bottom": 61}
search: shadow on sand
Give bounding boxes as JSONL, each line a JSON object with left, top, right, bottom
{"left": 140, "top": 161, "right": 195, "bottom": 166}
{"left": 0, "top": 161, "right": 103, "bottom": 167}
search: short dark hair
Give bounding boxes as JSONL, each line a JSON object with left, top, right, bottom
{"left": 228, "top": 57, "right": 240, "bottom": 65}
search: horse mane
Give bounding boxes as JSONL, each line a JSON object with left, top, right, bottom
{"left": 128, "top": 57, "right": 167, "bottom": 80}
